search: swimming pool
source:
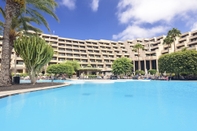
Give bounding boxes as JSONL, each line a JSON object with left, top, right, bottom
{"left": 0, "top": 80, "right": 197, "bottom": 131}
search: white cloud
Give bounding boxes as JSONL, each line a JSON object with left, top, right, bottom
{"left": 91, "top": 0, "right": 99, "bottom": 12}
{"left": 113, "top": 25, "right": 169, "bottom": 40}
{"left": 191, "top": 22, "right": 197, "bottom": 31}
{"left": 117, "top": 0, "right": 197, "bottom": 24}
{"left": 60, "top": 0, "right": 76, "bottom": 10}
{"left": 113, "top": 0, "right": 197, "bottom": 40}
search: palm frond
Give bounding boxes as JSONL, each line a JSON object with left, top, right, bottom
{"left": 0, "top": 6, "right": 5, "bottom": 18}
{"left": 25, "top": 9, "right": 50, "bottom": 31}
{"left": 26, "top": 0, "right": 59, "bottom": 21}
{"left": 22, "top": 24, "right": 42, "bottom": 33}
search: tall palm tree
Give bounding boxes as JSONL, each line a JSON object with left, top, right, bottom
{"left": 132, "top": 43, "right": 144, "bottom": 71}
{"left": 163, "top": 36, "right": 173, "bottom": 53}
{"left": 0, "top": 0, "right": 20, "bottom": 86}
{"left": 167, "top": 28, "right": 181, "bottom": 52}
{"left": 0, "top": 9, "right": 43, "bottom": 75}
{"left": 0, "top": 0, "right": 58, "bottom": 86}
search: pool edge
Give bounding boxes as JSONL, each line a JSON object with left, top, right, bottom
{"left": 0, "top": 83, "right": 70, "bottom": 99}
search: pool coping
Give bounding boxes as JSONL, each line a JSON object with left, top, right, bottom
{"left": 0, "top": 83, "right": 70, "bottom": 99}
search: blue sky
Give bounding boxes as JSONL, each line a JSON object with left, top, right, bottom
{"left": 1, "top": 0, "right": 197, "bottom": 40}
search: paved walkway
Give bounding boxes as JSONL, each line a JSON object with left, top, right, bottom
{"left": 0, "top": 83, "right": 70, "bottom": 98}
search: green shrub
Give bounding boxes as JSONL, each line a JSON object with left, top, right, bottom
{"left": 88, "top": 75, "right": 97, "bottom": 79}
{"left": 20, "top": 73, "right": 28, "bottom": 77}
{"left": 135, "top": 70, "right": 145, "bottom": 75}
{"left": 148, "top": 69, "right": 157, "bottom": 75}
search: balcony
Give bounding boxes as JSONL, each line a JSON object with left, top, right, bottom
{"left": 188, "top": 46, "right": 197, "bottom": 50}
{"left": 80, "top": 61, "right": 88, "bottom": 63}
{"left": 161, "top": 50, "right": 168, "bottom": 54}
{"left": 176, "top": 43, "right": 185, "bottom": 48}
{"left": 94, "top": 57, "right": 102, "bottom": 60}
{"left": 73, "top": 55, "right": 80, "bottom": 58}
{"left": 66, "top": 50, "right": 72, "bottom": 52}
{"left": 145, "top": 56, "right": 157, "bottom": 60}
{"left": 58, "top": 50, "right": 65, "bottom": 53}
{"left": 50, "top": 59, "right": 57, "bottom": 62}
{"left": 80, "top": 52, "right": 87, "bottom": 54}
{"left": 81, "top": 55, "right": 87, "bottom": 58}
{"left": 150, "top": 45, "right": 159, "bottom": 50}
{"left": 50, "top": 38, "right": 58, "bottom": 42}
{"left": 187, "top": 41, "right": 197, "bottom": 46}
{"left": 73, "top": 50, "right": 80, "bottom": 54}
{"left": 72, "top": 46, "right": 79, "bottom": 49}
{"left": 189, "top": 35, "right": 197, "bottom": 40}
{"left": 179, "top": 37, "right": 187, "bottom": 42}
{"left": 78, "top": 42, "right": 85, "bottom": 45}
{"left": 59, "top": 55, "right": 66, "bottom": 58}
{"left": 65, "top": 40, "right": 72, "bottom": 44}
{"left": 58, "top": 59, "right": 65, "bottom": 61}
{"left": 66, "top": 45, "right": 72, "bottom": 48}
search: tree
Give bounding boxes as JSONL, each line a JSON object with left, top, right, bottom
{"left": 14, "top": 35, "right": 54, "bottom": 85}
{"left": 46, "top": 63, "right": 75, "bottom": 77}
{"left": 132, "top": 43, "right": 144, "bottom": 71}
{"left": 167, "top": 28, "right": 181, "bottom": 52}
{"left": 46, "top": 64, "right": 60, "bottom": 75}
{"left": 0, "top": 0, "right": 23, "bottom": 86}
{"left": 63, "top": 60, "right": 80, "bottom": 73}
{"left": 0, "top": 0, "right": 58, "bottom": 86}
{"left": 163, "top": 36, "right": 173, "bottom": 53}
{"left": 112, "top": 57, "right": 133, "bottom": 76}
{"left": 135, "top": 70, "right": 145, "bottom": 75}
{"left": 159, "top": 50, "right": 197, "bottom": 77}
{"left": 0, "top": 10, "right": 43, "bottom": 76}
{"left": 148, "top": 69, "right": 157, "bottom": 75}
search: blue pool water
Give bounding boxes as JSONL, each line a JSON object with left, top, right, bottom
{"left": 0, "top": 80, "right": 197, "bottom": 131}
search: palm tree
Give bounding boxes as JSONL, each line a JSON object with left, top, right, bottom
{"left": 132, "top": 43, "right": 144, "bottom": 72}
{"left": 0, "top": 0, "right": 58, "bottom": 86}
{"left": 10, "top": 14, "right": 43, "bottom": 75}
{"left": 167, "top": 28, "right": 181, "bottom": 52}
{"left": 163, "top": 36, "right": 173, "bottom": 53}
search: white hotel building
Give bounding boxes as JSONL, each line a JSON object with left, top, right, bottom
{"left": 0, "top": 30, "right": 197, "bottom": 75}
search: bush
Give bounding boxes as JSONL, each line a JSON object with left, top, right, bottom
{"left": 20, "top": 73, "right": 28, "bottom": 77}
{"left": 135, "top": 70, "right": 145, "bottom": 75}
{"left": 148, "top": 69, "right": 157, "bottom": 75}
{"left": 87, "top": 75, "right": 97, "bottom": 79}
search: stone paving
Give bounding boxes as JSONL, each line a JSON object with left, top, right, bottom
{"left": 0, "top": 83, "right": 70, "bottom": 98}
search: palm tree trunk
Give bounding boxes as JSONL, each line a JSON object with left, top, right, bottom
{"left": 9, "top": 37, "right": 16, "bottom": 76}
{"left": 14, "top": 52, "right": 17, "bottom": 75}
{"left": 0, "top": 1, "right": 14, "bottom": 86}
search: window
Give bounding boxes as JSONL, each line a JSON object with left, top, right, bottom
{"left": 98, "top": 65, "right": 103, "bottom": 68}
{"left": 17, "top": 60, "right": 23, "bottom": 65}
{"left": 59, "top": 53, "right": 65, "bottom": 56}
{"left": 59, "top": 44, "right": 65, "bottom": 46}
{"left": 52, "top": 57, "right": 57, "bottom": 60}
{"left": 59, "top": 48, "right": 65, "bottom": 51}
{"left": 59, "top": 58, "right": 65, "bottom": 61}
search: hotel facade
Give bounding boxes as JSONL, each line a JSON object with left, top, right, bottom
{"left": 0, "top": 30, "right": 197, "bottom": 75}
